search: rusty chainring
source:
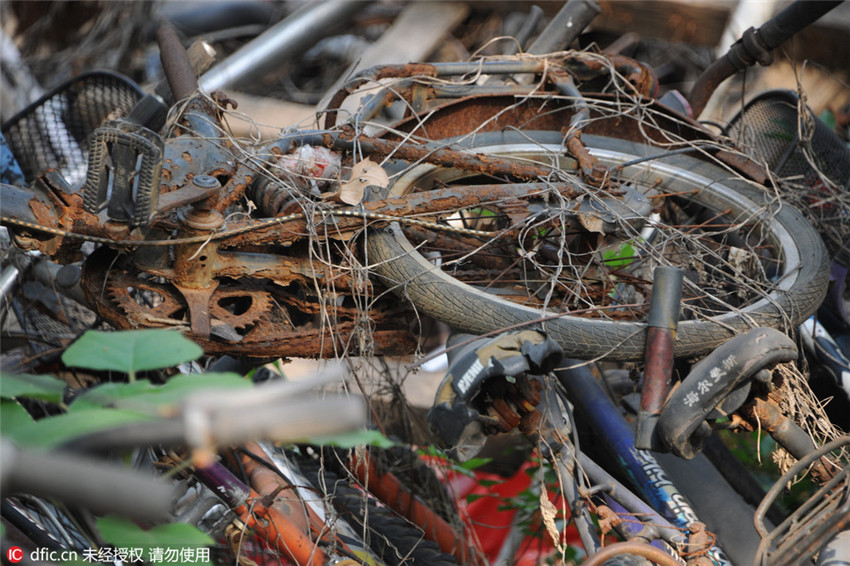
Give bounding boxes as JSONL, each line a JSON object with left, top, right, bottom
{"left": 81, "top": 247, "right": 418, "bottom": 359}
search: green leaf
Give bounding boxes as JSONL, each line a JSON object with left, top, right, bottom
{"left": 0, "top": 372, "right": 66, "bottom": 402}
{"left": 70, "top": 373, "right": 249, "bottom": 414}
{"left": 97, "top": 516, "right": 214, "bottom": 565}
{"left": 306, "top": 429, "right": 396, "bottom": 449}
{"left": 68, "top": 380, "right": 157, "bottom": 412}
{"left": 465, "top": 493, "right": 496, "bottom": 503}
{"left": 602, "top": 241, "right": 636, "bottom": 268}
{"left": 6, "top": 408, "right": 156, "bottom": 449}
{"left": 1, "top": 399, "right": 34, "bottom": 434}
{"left": 62, "top": 329, "right": 203, "bottom": 374}
{"left": 459, "top": 456, "right": 493, "bottom": 471}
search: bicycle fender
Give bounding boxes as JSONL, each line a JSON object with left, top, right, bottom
{"left": 658, "top": 327, "right": 797, "bottom": 459}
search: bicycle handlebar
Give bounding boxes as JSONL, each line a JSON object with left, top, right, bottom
{"left": 688, "top": 0, "right": 844, "bottom": 117}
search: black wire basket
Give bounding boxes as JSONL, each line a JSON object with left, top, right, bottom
{"left": 1, "top": 71, "right": 143, "bottom": 187}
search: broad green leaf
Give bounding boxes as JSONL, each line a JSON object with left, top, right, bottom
{"left": 0, "top": 372, "right": 66, "bottom": 402}
{"left": 306, "top": 429, "right": 395, "bottom": 449}
{"left": 69, "top": 373, "right": 249, "bottom": 415}
{"left": 97, "top": 516, "right": 213, "bottom": 565}
{"left": 68, "top": 380, "right": 156, "bottom": 412}
{"left": 6, "top": 408, "right": 156, "bottom": 449}
{"left": 62, "top": 329, "right": 203, "bottom": 375}
{"left": 602, "top": 242, "right": 636, "bottom": 268}
{"left": 1, "top": 399, "right": 34, "bottom": 433}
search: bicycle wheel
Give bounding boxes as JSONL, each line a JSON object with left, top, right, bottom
{"left": 367, "top": 132, "right": 829, "bottom": 361}
{"left": 293, "top": 453, "right": 460, "bottom": 566}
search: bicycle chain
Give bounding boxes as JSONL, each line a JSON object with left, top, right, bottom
{"left": 0, "top": 209, "right": 495, "bottom": 247}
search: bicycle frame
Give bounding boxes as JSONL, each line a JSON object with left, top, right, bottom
{"left": 556, "top": 363, "right": 733, "bottom": 564}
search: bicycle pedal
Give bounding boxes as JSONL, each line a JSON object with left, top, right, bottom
{"left": 82, "top": 119, "right": 164, "bottom": 227}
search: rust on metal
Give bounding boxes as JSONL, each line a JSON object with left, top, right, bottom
{"left": 739, "top": 396, "right": 835, "bottom": 483}
{"left": 388, "top": 93, "right": 711, "bottom": 150}
{"left": 640, "top": 327, "right": 675, "bottom": 414}
{"left": 349, "top": 452, "right": 486, "bottom": 566}
{"left": 564, "top": 134, "right": 608, "bottom": 186}
{"left": 325, "top": 63, "right": 438, "bottom": 128}
{"left": 82, "top": 247, "right": 419, "bottom": 359}
{"left": 491, "top": 397, "right": 523, "bottom": 431}
{"left": 364, "top": 181, "right": 579, "bottom": 216}
{"left": 334, "top": 131, "right": 557, "bottom": 180}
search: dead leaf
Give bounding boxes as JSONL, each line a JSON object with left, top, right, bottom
{"left": 539, "top": 486, "right": 567, "bottom": 555}
{"left": 577, "top": 212, "right": 605, "bottom": 234}
{"left": 333, "top": 158, "right": 389, "bottom": 205}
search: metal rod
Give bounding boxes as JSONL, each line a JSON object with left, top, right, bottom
{"left": 199, "top": 0, "right": 363, "bottom": 93}
{"left": 157, "top": 23, "right": 199, "bottom": 102}
{"left": 554, "top": 363, "right": 733, "bottom": 565}
{"left": 527, "top": 0, "right": 601, "bottom": 54}
{"left": 577, "top": 454, "right": 681, "bottom": 544}
{"left": 635, "top": 266, "right": 683, "bottom": 450}
{"left": 688, "top": 0, "right": 843, "bottom": 117}
{"left": 503, "top": 5, "right": 545, "bottom": 55}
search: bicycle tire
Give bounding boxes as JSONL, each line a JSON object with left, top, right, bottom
{"left": 294, "top": 455, "right": 459, "bottom": 566}
{"left": 367, "top": 132, "right": 829, "bottom": 361}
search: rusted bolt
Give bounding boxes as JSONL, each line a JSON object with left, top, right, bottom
{"left": 192, "top": 175, "right": 220, "bottom": 189}
{"left": 687, "top": 521, "right": 709, "bottom": 557}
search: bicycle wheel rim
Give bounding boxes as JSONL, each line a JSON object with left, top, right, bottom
{"left": 367, "top": 133, "right": 829, "bottom": 361}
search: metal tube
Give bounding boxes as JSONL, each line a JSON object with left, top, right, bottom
{"left": 758, "top": 0, "right": 844, "bottom": 50}
{"left": 688, "top": 0, "right": 842, "bottom": 117}
{"left": 636, "top": 266, "right": 683, "bottom": 450}
{"left": 0, "top": 265, "right": 18, "bottom": 303}
{"left": 157, "top": 23, "right": 199, "bottom": 101}
{"left": 199, "top": 0, "right": 364, "bottom": 93}
{"left": 578, "top": 453, "right": 681, "bottom": 544}
{"left": 527, "top": 0, "right": 601, "bottom": 54}
{"left": 554, "top": 363, "right": 732, "bottom": 565}
{"left": 555, "top": 363, "right": 685, "bottom": 522}
{"left": 503, "top": 5, "right": 545, "bottom": 55}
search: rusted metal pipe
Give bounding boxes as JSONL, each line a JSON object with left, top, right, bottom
{"left": 350, "top": 454, "right": 486, "bottom": 566}
{"left": 157, "top": 23, "right": 199, "bottom": 102}
{"left": 635, "top": 266, "right": 683, "bottom": 451}
{"left": 580, "top": 540, "right": 684, "bottom": 566}
{"left": 739, "top": 396, "right": 836, "bottom": 483}
{"left": 193, "top": 460, "right": 324, "bottom": 566}
{"left": 364, "top": 181, "right": 579, "bottom": 215}
{"left": 332, "top": 133, "right": 558, "bottom": 180}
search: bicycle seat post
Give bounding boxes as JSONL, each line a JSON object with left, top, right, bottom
{"left": 635, "top": 266, "right": 683, "bottom": 451}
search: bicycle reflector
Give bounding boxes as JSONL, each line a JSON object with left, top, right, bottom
{"left": 428, "top": 330, "right": 563, "bottom": 461}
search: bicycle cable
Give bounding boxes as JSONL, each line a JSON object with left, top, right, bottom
{"left": 0, "top": 208, "right": 496, "bottom": 248}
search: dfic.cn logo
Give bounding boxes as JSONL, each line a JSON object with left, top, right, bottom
{"left": 6, "top": 546, "right": 24, "bottom": 563}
